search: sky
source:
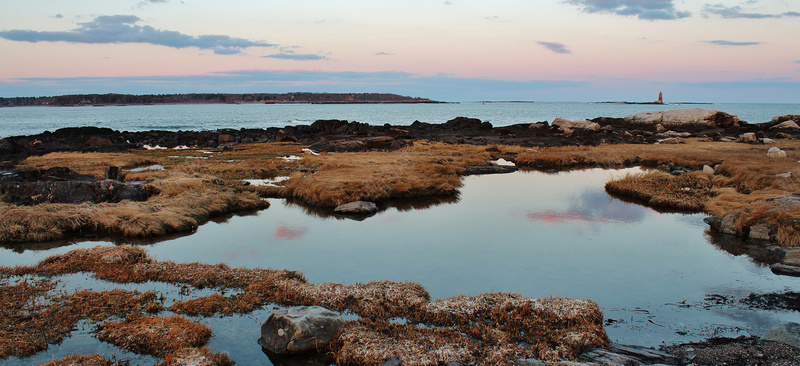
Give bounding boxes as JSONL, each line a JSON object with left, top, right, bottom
{"left": 0, "top": 0, "right": 798, "bottom": 102}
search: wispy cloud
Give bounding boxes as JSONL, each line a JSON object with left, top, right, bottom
{"left": 538, "top": 41, "right": 571, "bottom": 54}
{"left": 264, "top": 53, "right": 328, "bottom": 61}
{"left": 566, "top": 0, "right": 691, "bottom": 20}
{"left": 703, "top": 4, "right": 800, "bottom": 18}
{"left": 704, "top": 40, "right": 762, "bottom": 46}
{"left": 0, "top": 15, "right": 275, "bottom": 54}
{"left": 136, "top": 0, "right": 170, "bottom": 8}
{"left": 375, "top": 52, "right": 395, "bottom": 56}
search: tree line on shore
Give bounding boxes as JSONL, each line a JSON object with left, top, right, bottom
{"left": 0, "top": 92, "right": 437, "bottom": 106}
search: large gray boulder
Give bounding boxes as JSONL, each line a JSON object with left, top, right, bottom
{"left": 624, "top": 108, "right": 740, "bottom": 130}
{"left": 258, "top": 306, "right": 345, "bottom": 355}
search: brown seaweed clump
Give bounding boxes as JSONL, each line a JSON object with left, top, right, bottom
{"left": 334, "top": 320, "right": 481, "bottom": 366}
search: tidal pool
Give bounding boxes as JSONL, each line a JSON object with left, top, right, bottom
{"left": 2, "top": 168, "right": 798, "bottom": 365}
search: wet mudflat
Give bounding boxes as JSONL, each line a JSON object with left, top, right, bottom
{"left": 1, "top": 168, "right": 798, "bottom": 365}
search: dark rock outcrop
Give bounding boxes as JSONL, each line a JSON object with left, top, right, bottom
{"left": 0, "top": 167, "right": 154, "bottom": 205}
{"left": 2, "top": 180, "right": 154, "bottom": 205}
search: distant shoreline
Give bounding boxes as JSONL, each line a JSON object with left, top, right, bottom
{"left": 0, "top": 92, "right": 442, "bottom": 107}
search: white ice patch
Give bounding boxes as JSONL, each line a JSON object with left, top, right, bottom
{"left": 129, "top": 164, "right": 165, "bottom": 172}
{"left": 244, "top": 176, "right": 290, "bottom": 187}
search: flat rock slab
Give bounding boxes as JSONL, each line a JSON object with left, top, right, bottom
{"left": 334, "top": 201, "right": 379, "bottom": 215}
{"left": 258, "top": 306, "right": 345, "bottom": 355}
{"left": 624, "top": 108, "right": 739, "bottom": 129}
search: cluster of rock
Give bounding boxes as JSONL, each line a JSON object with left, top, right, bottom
{"left": 0, "top": 166, "right": 153, "bottom": 205}
{"left": 704, "top": 193, "right": 800, "bottom": 277}
{"left": 3, "top": 110, "right": 799, "bottom": 162}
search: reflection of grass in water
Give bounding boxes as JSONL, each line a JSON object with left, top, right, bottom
{"left": 532, "top": 139, "right": 800, "bottom": 247}
{"left": 1, "top": 245, "right": 609, "bottom": 365}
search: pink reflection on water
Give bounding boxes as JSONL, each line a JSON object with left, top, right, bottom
{"left": 520, "top": 190, "right": 652, "bottom": 224}
{"left": 526, "top": 211, "right": 591, "bottom": 224}
{"left": 274, "top": 225, "right": 308, "bottom": 240}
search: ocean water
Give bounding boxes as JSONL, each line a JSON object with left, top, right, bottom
{"left": 1, "top": 101, "right": 798, "bottom": 138}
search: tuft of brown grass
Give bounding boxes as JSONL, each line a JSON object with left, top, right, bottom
{"left": 333, "top": 320, "right": 480, "bottom": 366}
{"left": 21, "top": 152, "right": 156, "bottom": 179}
{"left": 39, "top": 354, "right": 117, "bottom": 366}
{"left": 0, "top": 176, "right": 269, "bottom": 243}
{"left": 408, "top": 293, "right": 608, "bottom": 363}
{"left": 271, "top": 280, "right": 431, "bottom": 320}
{"left": 284, "top": 142, "right": 490, "bottom": 206}
{"left": 333, "top": 294, "right": 608, "bottom": 365}
{"left": 159, "top": 347, "right": 235, "bottom": 366}
{"left": 605, "top": 171, "right": 715, "bottom": 212}
{"left": 96, "top": 313, "right": 212, "bottom": 357}
{"left": 6, "top": 245, "right": 306, "bottom": 288}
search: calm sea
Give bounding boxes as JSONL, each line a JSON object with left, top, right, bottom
{"left": 1, "top": 102, "right": 798, "bottom": 138}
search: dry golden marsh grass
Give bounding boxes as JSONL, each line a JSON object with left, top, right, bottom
{"left": 4, "top": 139, "right": 800, "bottom": 245}
{"left": 0, "top": 245, "right": 607, "bottom": 365}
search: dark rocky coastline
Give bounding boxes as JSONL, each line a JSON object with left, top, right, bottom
{"left": 2, "top": 112, "right": 799, "bottom": 163}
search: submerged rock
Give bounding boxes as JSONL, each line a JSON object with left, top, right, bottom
{"left": 334, "top": 201, "right": 379, "bottom": 215}
{"left": 258, "top": 306, "right": 345, "bottom": 355}
{"left": 763, "top": 322, "right": 800, "bottom": 349}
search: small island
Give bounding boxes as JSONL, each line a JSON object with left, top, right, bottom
{"left": 0, "top": 92, "right": 440, "bottom": 107}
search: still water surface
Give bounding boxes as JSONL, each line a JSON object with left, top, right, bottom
{"left": 2, "top": 168, "right": 797, "bottom": 365}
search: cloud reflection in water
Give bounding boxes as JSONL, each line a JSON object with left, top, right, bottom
{"left": 524, "top": 189, "right": 651, "bottom": 224}
{"left": 274, "top": 225, "right": 308, "bottom": 240}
